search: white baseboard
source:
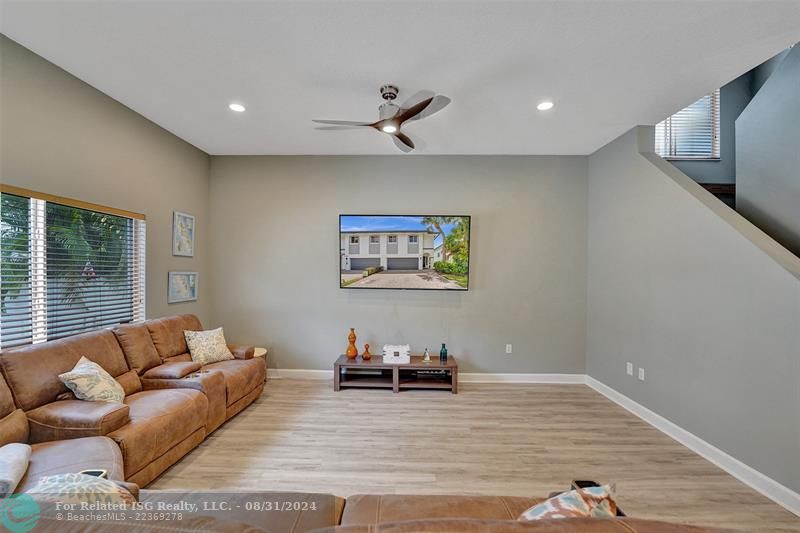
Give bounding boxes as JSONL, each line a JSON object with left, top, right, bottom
{"left": 586, "top": 376, "right": 800, "bottom": 517}
{"left": 460, "top": 373, "right": 586, "bottom": 384}
{"left": 270, "top": 369, "right": 333, "bottom": 380}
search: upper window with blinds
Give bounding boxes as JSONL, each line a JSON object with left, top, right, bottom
{"left": 655, "top": 89, "right": 720, "bottom": 159}
{"left": 0, "top": 189, "right": 145, "bottom": 349}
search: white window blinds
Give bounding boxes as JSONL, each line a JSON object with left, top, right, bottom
{"left": 655, "top": 89, "right": 720, "bottom": 159}
{"left": 0, "top": 189, "right": 146, "bottom": 348}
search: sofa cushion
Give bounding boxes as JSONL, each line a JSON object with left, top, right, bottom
{"left": 519, "top": 486, "right": 617, "bottom": 521}
{"left": 25, "top": 472, "right": 137, "bottom": 506}
{"left": 0, "top": 372, "right": 17, "bottom": 419}
{"left": 145, "top": 314, "right": 203, "bottom": 361}
{"left": 26, "top": 400, "right": 130, "bottom": 443}
{"left": 116, "top": 370, "right": 143, "bottom": 396}
{"left": 204, "top": 358, "right": 266, "bottom": 407}
{"left": 59, "top": 356, "right": 126, "bottom": 403}
{"left": 107, "top": 389, "right": 207, "bottom": 477}
{"left": 142, "top": 361, "right": 201, "bottom": 380}
{"left": 113, "top": 323, "right": 162, "bottom": 374}
{"left": 0, "top": 373, "right": 28, "bottom": 445}
{"left": 185, "top": 328, "right": 234, "bottom": 365}
{"left": 0, "top": 409, "right": 29, "bottom": 446}
{"left": 340, "top": 494, "right": 543, "bottom": 526}
{"left": 0, "top": 443, "right": 31, "bottom": 497}
{"left": 0, "top": 330, "right": 129, "bottom": 411}
{"left": 16, "top": 436, "right": 124, "bottom": 493}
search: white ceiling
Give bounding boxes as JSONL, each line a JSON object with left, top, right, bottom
{"left": 2, "top": 1, "right": 799, "bottom": 155}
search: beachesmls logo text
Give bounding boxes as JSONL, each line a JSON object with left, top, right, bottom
{"left": 0, "top": 494, "right": 40, "bottom": 533}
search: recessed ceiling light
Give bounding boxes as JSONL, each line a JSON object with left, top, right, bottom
{"left": 381, "top": 125, "right": 397, "bottom": 133}
{"left": 228, "top": 103, "right": 246, "bottom": 112}
{"left": 537, "top": 101, "right": 554, "bottom": 111}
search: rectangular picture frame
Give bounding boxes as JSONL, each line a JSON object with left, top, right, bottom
{"left": 168, "top": 271, "right": 198, "bottom": 303}
{"left": 172, "top": 211, "right": 195, "bottom": 257}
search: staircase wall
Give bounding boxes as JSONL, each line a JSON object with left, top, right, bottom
{"left": 587, "top": 126, "right": 800, "bottom": 494}
{"left": 737, "top": 45, "right": 800, "bottom": 256}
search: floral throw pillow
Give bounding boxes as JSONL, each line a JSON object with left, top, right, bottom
{"left": 25, "top": 473, "right": 136, "bottom": 506}
{"left": 184, "top": 327, "right": 234, "bottom": 365}
{"left": 518, "top": 485, "right": 617, "bottom": 521}
{"left": 58, "top": 356, "right": 125, "bottom": 403}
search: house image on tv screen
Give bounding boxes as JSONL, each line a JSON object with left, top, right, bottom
{"left": 340, "top": 215, "right": 470, "bottom": 290}
{"left": 341, "top": 230, "right": 436, "bottom": 271}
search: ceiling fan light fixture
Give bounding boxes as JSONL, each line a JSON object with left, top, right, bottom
{"left": 228, "top": 103, "right": 246, "bottom": 112}
{"left": 381, "top": 124, "right": 398, "bottom": 133}
{"left": 537, "top": 101, "right": 554, "bottom": 111}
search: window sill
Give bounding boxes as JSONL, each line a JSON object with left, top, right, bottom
{"left": 662, "top": 157, "right": 721, "bottom": 162}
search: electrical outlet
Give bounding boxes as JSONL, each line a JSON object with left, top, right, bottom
{"left": 626, "top": 362, "right": 633, "bottom": 376}
{"left": 638, "top": 368, "right": 645, "bottom": 381}
{"left": 505, "top": 344, "right": 513, "bottom": 354}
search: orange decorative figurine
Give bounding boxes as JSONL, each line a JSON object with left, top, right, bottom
{"left": 346, "top": 328, "right": 358, "bottom": 359}
{"left": 362, "top": 343, "right": 372, "bottom": 360}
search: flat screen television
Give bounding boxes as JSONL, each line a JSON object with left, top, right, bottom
{"left": 340, "top": 215, "right": 470, "bottom": 290}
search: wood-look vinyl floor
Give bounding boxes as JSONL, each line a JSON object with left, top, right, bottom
{"left": 150, "top": 379, "right": 800, "bottom": 532}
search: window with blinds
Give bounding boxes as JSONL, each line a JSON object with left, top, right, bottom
{"left": 0, "top": 189, "right": 145, "bottom": 348}
{"left": 655, "top": 89, "right": 720, "bottom": 159}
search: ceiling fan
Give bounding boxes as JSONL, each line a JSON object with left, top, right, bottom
{"left": 313, "top": 85, "right": 450, "bottom": 153}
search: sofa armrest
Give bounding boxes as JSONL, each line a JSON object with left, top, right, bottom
{"left": 26, "top": 401, "right": 130, "bottom": 443}
{"left": 228, "top": 344, "right": 255, "bottom": 360}
{"left": 142, "top": 361, "right": 201, "bottom": 379}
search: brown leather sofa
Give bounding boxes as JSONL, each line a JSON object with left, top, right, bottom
{"left": 0, "top": 314, "right": 266, "bottom": 487}
{"left": 322, "top": 494, "right": 738, "bottom": 532}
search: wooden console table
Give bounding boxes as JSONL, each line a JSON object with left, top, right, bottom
{"left": 334, "top": 354, "right": 458, "bottom": 393}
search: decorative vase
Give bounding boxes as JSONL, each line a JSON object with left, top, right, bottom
{"left": 346, "top": 328, "right": 358, "bottom": 359}
{"left": 439, "top": 343, "right": 448, "bottom": 363}
{"left": 362, "top": 343, "right": 372, "bottom": 360}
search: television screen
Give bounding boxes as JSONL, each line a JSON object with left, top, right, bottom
{"left": 340, "top": 215, "right": 470, "bottom": 290}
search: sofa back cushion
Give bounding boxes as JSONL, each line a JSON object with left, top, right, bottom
{"left": 0, "top": 371, "right": 17, "bottom": 420}
{"left": 116, "top": 370, "right": 142, "bottom": 396}
{"left": 145, "top": 314, "right": 202, "bottom": 362}
{"left": 113, "top": 324, "right": 162, "bottom": 375}
{"left": 0, "top": 374, "right": 28, "bottom": 446}
{"left": 0, "top": 330, "right": 129, "bottom": 411}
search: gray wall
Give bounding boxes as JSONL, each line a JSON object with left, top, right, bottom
{"left": 737, "top": 44, "right": 800, "bottom": 257}
{"left": 751, "top": 47, "right": 792, "bottom": 95}
{"left": 669, "top": 73, "right": 752, "bottom": 185}
{"left": 0, "top": 35, "right": 212, "bottom": 322}
{"left": 208, "top": 155, "right": 588, "bottom": 373}
{"left": 587, "top": 126, "right": 800, "bottom": 492}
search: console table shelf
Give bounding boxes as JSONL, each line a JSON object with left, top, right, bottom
{"left": 334, "top": 355, "right": 458, "bottom": 393}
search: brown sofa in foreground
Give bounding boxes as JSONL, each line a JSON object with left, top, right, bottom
{"left": 322, "top": 494, "right": 739, "bottom": 532}
{"left": 143, "top": 492, "right": 736, "bottom": 532}
{"left": 0, "top": 314, "right": 265, "bottom": 487}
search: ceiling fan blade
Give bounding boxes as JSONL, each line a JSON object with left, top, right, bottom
{"left": 394, "top": 97, "right": 435, "bottom": 124}
{"left": 398, "top": 90, "right": 436, "bottom": 111}
{"left": 403, "top": 95, "right": 451, "bottom": 122}
{"left": 312, "top": 119, "right": 373, "bottom": 126}
{"left": 315, "top": 125, "right": 368, "bottom": 131}
{"left": 392, "top": 132, "right": 415, "bottom": 153}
